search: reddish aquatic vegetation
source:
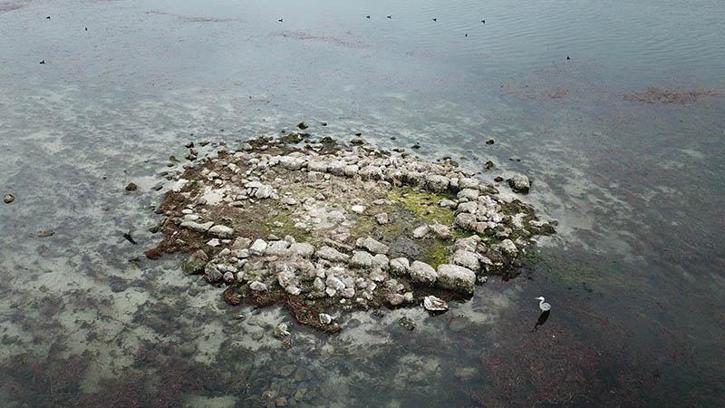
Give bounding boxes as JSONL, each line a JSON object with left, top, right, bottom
{"left": 623, "top": 87, "right": 721, "bottom": 104}
{"left": 274, "top": 31, "right": 367, "bottom": 49}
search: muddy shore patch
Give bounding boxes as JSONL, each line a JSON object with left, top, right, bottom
{"left": 143, "top": 134, "right": 554, "bottom": 331}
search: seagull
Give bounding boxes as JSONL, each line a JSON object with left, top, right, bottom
{"left": 535, "top": 296, "right": 551, "bottom": 311}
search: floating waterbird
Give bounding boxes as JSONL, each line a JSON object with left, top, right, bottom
{"left": 39, "top": 60, "right": 46, "bottom": 64}
{"left": 481, "top": 19, "right": 486, "bottom": 24}
{"left": 465, "top": 33, "right": 468, "bottom": 37}
{"left": 566, "top": 56, "right": 571, "bottom": 60}
{"left": 366, "top": 15, "right": 370, "bottom": 19}
{"left": 535, "top": 296, "right": 551, "bottom": 311}
{"left": 277, "top": 18, "right": 283, "bottom": 23}
{"left": 46, "top": 16, "right": 51, "bottom": 20}
{"left": 123, "top": 231, "right": 137, "bottom": 245}
{"left": 85, "top": 27, "right": 88, "bottom": 31}
{"left": 432, "top": 18, "right": 437, "bottom": 22}
{"left": 387, "top": 15, "right": 392, "bottom": 19}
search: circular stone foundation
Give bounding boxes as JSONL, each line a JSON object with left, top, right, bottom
{"left": 145, "top": 135, "right": 555, "bottom": 332}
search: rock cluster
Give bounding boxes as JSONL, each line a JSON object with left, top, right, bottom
{"left": 146, "top": 135, "right": 554, "bottom": 331}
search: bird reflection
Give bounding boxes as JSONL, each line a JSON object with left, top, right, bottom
{"left": 531, "top": 310, "right": 550, "bottom": 332}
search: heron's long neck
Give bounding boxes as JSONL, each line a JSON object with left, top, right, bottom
{"left": 539, "top": 299, "right": 545, "bottom": 307}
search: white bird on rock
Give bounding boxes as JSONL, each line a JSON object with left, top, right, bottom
{"left": 535, "top": 296, "right": 551, "bottom": 312}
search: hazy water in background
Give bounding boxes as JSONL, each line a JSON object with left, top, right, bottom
{"left": 0, "top": 0, "right": 723, "bottom": 406}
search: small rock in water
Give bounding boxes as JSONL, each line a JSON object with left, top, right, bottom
{"left": 484, "top": 160, "right": 495, "bottom": 170}
{"left": 3, "top": 193, "right": 16, "bottom": 204}
{"left": 423, "top": 295, "right": 448, "bottom": 312}
{"left": 297, "top": 122, "right": 309, "bottom": 130}
{"left": 485, "top": 139, "right": 495, "bottom": 145}
{"left": 507, "top": 174, "right": 530, "bottom": 194}
{"left": 37, "top": 229, "right": 55, "bottom": 238}
{"left": 124, "top": 182, "right": 138, "bottom": 192}
{"left": 398, "top": 316, "right": 416, "bottom": 331}
{"left": 274, "top": 323, "right": 291, "bottom": 338}
{"left": 319, "top": 313, "right": 333, "bottom": 325}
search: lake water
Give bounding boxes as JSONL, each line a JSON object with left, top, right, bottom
{"left": 0, "top": 0, "right": 723, "bottom": 406}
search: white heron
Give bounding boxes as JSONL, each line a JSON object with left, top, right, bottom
{"left": 535, "top": 296, "right": 551, "bottom": 312}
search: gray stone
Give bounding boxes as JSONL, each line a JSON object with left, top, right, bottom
{"left": 426, "top": 175, "right": 450, "bottom": 192}
{"left": 372, "top": 254, "right": 389, "bottom": 270}
{"left": 356, "top": 237, "right": 389, "bottom": 255}
{"left": 316, "top": 246, "right": 350, "bottom": 262}
{"left": 208, "top": 224, "right": 234, "bottom": 238}
{"left": 457, "top": 201, "right": 478, "bottom": 214}
{"left": 206, "top": 238, "right": 220, "bottom": 247}
{"left": 223, "top": 271, "right": 235, "bottom": 283}
{"left": 498, "top": 239, "right": 518, "bottom": 256}
{"left": 437, "top": 264, "right": 476, "bottom": 294}
{"left": 349, "top": 251, "right": 375, "bottom": 268}
{"left": 429, "top": 223, "right": 451, "bottom": 239}
{"left": 390, "top": 258, "right": 410, "bottom": 275}
{"left": 439, "top": 199, "right": 456, "bottom": 208}
{"left": 409, "top": 261, "right": 438, "bottom": 284}
{"left": 289, "top": 242, "right": 315, "bottom": 258}
{"left": 457, "top": 188, "right": 480, "bottom": 201}
{"left": 254, "top": 184, "right": 275, "bottom": 199}
{"left": 386, "top": 293, "right": 405, "bottom": 306}
{"left": 266, "top": 240, "right": 291, "bottom": 256}
{"left": 452, "top": 249, "right": 480, "bottom": 271}
{"left": 351, "top": 205, "right": 366, "bottom": 214}
{"left": 455, "top": 213, "right": 477, "bottom": 230}
{"left": 249, "top": 239, "right": 268, "bottom": 256}
{"left": 204, "top": 263, "right": 223, "bottom": 283}
{"left": 180, "top": 221, "right": 214, "bottom": 233}
{"left": 458, "top": 177, "right": 480, "bottom": 189}
{"left": 249, "top": 281, "right": 267, "bottom": 291}
{"left": 423, "top": 295, "right": 448, "bottom": 311}
{"left": 507, "top": 174, "right": 530, "bottom": 194}
{"left": 3, "top": 193, "right": 16, "bottom": 204}
{"left": 231, "top": 237, "right": 252, "bottom": 250}
{"left": 325, "top": 275, "right": 346, "bottom": 291}
{"left": 412, "top": 224, "right": 430, "bottom": 239}
{"left": 182, "top": 249, "right": 209, "bottom": 274}
{"left": 375, "top": 213, "right": 389, "bottom": 225}
{"left": 319, "top": 313, "right": 333, "bottom": 324}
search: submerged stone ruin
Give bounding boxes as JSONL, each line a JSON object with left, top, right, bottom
{"left": 145, "top": 135, "right": 555, "bottom": 332}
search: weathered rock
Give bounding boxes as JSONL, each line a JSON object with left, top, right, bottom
{"left": 439, "top": 199, "right": 456, "bottom": 208}
{"left": 204, "top": 263, "right": 223, "bottom": 283}
{"left": 350, "top": 250, "right": 375, "bottom": 268}
{"left": 289, "top": 242, "right": 315, "bottom": 257}
{"left": 206, "top": 238, "right": 220, "bottom": 247}
{"left": 375, "top": 212, "right": 389, "bottom": 225}
{"left": 351, "top": 204, "right": 366, "bottom": 214}
{"left": 249, "top": 281, "right": 267, "bottom": 291}
{"left": 180, "top": 221, "right": 214, "bottom": 233}
{"left": 386, "top": 293, "right": 405, "bottom": 306}
{"left": 507, "top": 174, "right": 530, "bottom": 194}
{"left": 451, "top": 249, "right": 480, "bottom": 271}
{"left": 409, "top": 261, "right": 437, "bottom": 284}
{"left": 429, "top": 223, "right": 451, "bottom": 239}
{"left": 208, "top": 224, "right": 234, "bottom": 238}
{"left": 412, "top": 224, "right": 430, "bottom": 239}
{"left": 436, "top": 264, "right": 476, "bottom": 294}
{"left": 182, "top": 249, "right": 209, "bottom": 274}
{"left": 457, "top": 201, "right": 478, "bottom": 214}
{"left": 266, "top": 240, "right": 291, "bottom": 256}
{"left": 390, "top": 257, "right": 410, "bottom": 275}
{"left": 316, "top": 246, "right": 350, "bottom": 262}
{"left": 426, "top": 175, "right": 450, "bottom": 192}
{"left": 274, "top": 323, "right": 290, "bottom": 338}
{"left": 423, "top": 295, "right": 448, "bottom": 311}
{"left": 223, "top": 271, "right": 235, "bottom": 283}
{"left": 498, "top": 239, "right": 518, "bottom": 256}
{"left": 325, "top": 275, "right": 346, "bottom": 291}
{"left": 319, "top": 313, "right": 333, "bottom": 325}
{"left": 231, "top": 237, "right": 252, "bottom": 250}
{"left": 249, "top": 239, "right": 268, "bottom": 256}
{"left": 457, "top": 188, "right": 480, "bottom": 201}
{"left": 356, "top": 237, "right": 389, "bottom": 255}
{"left": 254, "top": 184, "right": 275, "bottom": 199}
{"left": 124, "top": 182, "right": 138, "bottom": 192}
{"left": 372, "top": 254, "right": 389, "bottom": 270}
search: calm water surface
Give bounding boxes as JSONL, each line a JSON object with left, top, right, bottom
{"left": 0, "top": 0, "right": 723, "bottom": 406}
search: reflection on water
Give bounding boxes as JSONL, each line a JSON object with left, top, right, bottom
{"left": 0, "top": 0, "right": 723, "bottom": 406}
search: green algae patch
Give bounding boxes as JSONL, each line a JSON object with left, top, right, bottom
{"left": 387, "top": 187, "right": 455, "bottom": 226}
{"left": 420, "top": 240, "right": 450, "bottom": 269}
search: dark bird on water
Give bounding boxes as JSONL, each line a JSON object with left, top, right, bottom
{"left": 432, "top": 18, "right": 437, "bottom": 22}
{"left": 277, "top": 18, "right": 283, "bottom": 22}
{"left": 122, "top": 232, "right": 137, "bottom": 245}
{"left": 46, "top": 16, "right": 51, "bottom": 20}
{"left": 387, "top": 15, "right": 392, "bottom": 19}
{"left": 85, "top": 27, "right": 88, "bottom": 31}
{"left": 566, "top": 56, "right": 571, "bottom": 60}
{"left": 39, "top": 60, "right": 46, "bottom": 64}
{"left": 366, "top": 15, "right": 370, "bottom": 19}
{"left": 481, "top": 19, "right": 486, "bottom": 24}
{"left": 465, "top": 33, "right": 468, "bottom": 37}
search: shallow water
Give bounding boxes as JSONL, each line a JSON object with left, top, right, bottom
{"left": 1, "top": 0, "right": 723, "bottom": 406}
